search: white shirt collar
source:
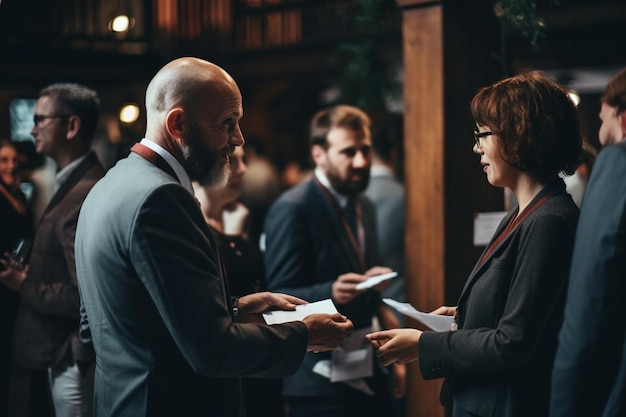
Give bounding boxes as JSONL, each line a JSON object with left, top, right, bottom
{"left": 314, "top": 168, "right": 349, "bottom": 207}
{"left": 140, "top": 138, "right": 193, "bottom": 194}
{"left": 369, "top": 164, "right": 394, "bottom": 178}
{"left": 55, "top": 153, "right": 90, "bottom": 191}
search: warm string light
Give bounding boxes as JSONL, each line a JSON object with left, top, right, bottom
{"left": 119, "top": 104, "right": 140, "bottom": 124}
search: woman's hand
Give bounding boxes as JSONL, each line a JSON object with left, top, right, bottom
{"left": 366, "top": 328, "right": 422, "bottom": 366}
{"left": 430, "top": 306, "right": 457, "bottom": 316}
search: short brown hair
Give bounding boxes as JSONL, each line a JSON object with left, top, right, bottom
{"left": 309, "top": 105, "right": 371, "bottom": 148}
{"left": 601, "top": 67, "right": 626, "bottom": 115}
{"left": 471, "top": 71, "right": 582, "bottom": 180}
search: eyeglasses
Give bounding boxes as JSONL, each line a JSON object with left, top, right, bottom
{"left": 473, "top": 129, "right": 492, "bottom": 150}
{"left": 33, "top": 114, "right": 71, "bottom": 127}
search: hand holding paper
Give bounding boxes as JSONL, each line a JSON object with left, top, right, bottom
{"left": 382, "top": 299, "right": 455, "bottom": 332}
{"left": 304, "top": 314, "right": 354, "bottom": 352}
{"left": 261, "top": 299, "right": 353, "bottom": 352}
{"left": 355, "top": 271, "right": 398, "bottom": 291}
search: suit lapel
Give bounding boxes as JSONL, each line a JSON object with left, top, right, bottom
{"left": 39, "top": 152, "right": 98, "bottom": 226}
{"left": 458, "top": 208, "right": 517, "bottom": 304}
{"left": 309, "top": 180, "right": 364, "bottom": 273}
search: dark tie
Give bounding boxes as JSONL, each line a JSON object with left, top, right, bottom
{"left": 344, "top": 198, "right": 358, "bottom": 238}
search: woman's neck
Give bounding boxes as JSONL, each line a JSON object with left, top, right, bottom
{"left": 511, "top": 174, "right": 547, "bottom": 213}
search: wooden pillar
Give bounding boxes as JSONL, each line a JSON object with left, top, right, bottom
{"left": 396, "top": 1, "right": 503, "bottom": 416}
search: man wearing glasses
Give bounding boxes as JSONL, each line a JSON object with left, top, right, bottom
{"left": 0, "top": 83, "right": 104, "bottom": 417}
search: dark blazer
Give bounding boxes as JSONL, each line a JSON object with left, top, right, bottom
{"left": 12, "top": 152, "right": 103, "bottom": 370}
{"left": 551, "top": 142, "right": 626, "bottom": 417}
{"left": 75, "top": 151, "right": 308, "bottom": 417}
{"left": 419, "top": 180, "right": 578, "bottom": 417}
{"left": 264, "top": 176, "right": 388, "bottom": 398}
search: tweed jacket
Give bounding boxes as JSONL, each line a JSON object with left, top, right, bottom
{"left": 12, "top": 152, "right": 103, "bottom": 369}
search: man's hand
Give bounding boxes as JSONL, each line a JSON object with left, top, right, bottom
{"left": 303, "top": 313, "right": 354, "bottom": 352}
{"left": 238, "top": 291, "right": 307, "bottom": 315}
{"left": 0, "top": 257, "right": 27, "bottom": 292}
{"left": 332, "top": 273, "right": 367, "bottom": 304}
{"left": 365, "top": 266, "right": 393, "bottom": 292}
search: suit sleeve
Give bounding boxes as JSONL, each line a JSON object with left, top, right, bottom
{"left": 131, "top": 184, "right": 307, "bottom": 378}
{"left": 419, "top": 207, "right": 575, "bottom": 378}
{"left": 263, "top": 197, "right": 334, "bottom": 302}
{"left": 550, "top": 145, "right": 626, "bottom": 417}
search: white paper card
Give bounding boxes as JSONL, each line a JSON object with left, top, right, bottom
{"left": 473, "top": 211, "right": 508, "bottom": 246}
{"left": 330, "top": 327, "right": 373, "bottom": 382}
{"left": 312, "top": 360, "right": 374, "bottom": 396}
{"left": 383, "top": 299, "right": 454, "bottom": 332}
{"left": 262, "top": 299, "right": 338, "bottom": 325}
{"left": 355, "top": 272, "right": 398, "bottom": 290}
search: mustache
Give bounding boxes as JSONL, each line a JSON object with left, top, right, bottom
{"left": 222, "top": 145, "right": 235, "bottom": 157}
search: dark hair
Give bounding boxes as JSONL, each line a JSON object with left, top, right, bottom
{"left": 39, "top": 83, "right": 100, "bottom": 143}
{"left": 0, "top": 139, "right": 17, "bottom": 152}
{"left": 601, "top": 67, "right": 626, "bottom": 114}
{"left": 309, "top": 105, "right": 370, "bottom": 149}
{"left": 471, "top": 71, "right": 582, "bottom": 180}
{"left": 371, "top": 113, "right": 403, "bottom": 162}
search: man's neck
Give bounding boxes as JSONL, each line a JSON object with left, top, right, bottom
{"left": 53, "top": 147, "right": 90, "bottom": 170}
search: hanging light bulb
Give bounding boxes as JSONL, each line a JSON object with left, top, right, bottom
{"left": 119, "top": 104, "right": 140, "bottom": 124}
{"left": 109, "top": 14, "right": 135, "bottom": 33}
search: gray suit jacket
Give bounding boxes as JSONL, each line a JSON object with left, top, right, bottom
{"left": 13, "top": 152, "right": 103, "bottom": 370}
{"left": 76, "top": 152, "right": 307, "bottom": 417}
{"left": 419, "top": 180, "right": 578, "bottom": 417}
{"left": 364, "top": 167, "right": 406, "bottom": 315}
{"left": 551, "top": 142, "right": 626, "bottom": 417}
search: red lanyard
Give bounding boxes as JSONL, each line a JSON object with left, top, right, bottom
{"left": 477, "top": 189, "right": 557, "bottom": 269}
{"left": 130, "top": 142, "right": 178, "bottom": 180}
{"left": 313, "top": 176, "right": 366, "bottom": 272}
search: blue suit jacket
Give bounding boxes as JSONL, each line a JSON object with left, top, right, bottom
{"left": 551, "top": 141, "right": 626, "bottom": 417}
{"left": 263, "top": 177, "right": 387, "bottom": 397}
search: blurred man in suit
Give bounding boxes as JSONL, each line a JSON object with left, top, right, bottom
{"left": 364, "top": 119, "right": 406, "bottom": 321}
{"left": 75, "top": 57, "right": 353, "bottom": 417}
{"left": 0, "top": 83, "right": 104, "bottom": 417}
{"left": 263, "top": 105, "right": 405, "bottom": 417}
{"left": 550, "top": 67, "right": 626, "bottom": 417}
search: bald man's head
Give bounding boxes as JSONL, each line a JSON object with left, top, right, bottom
{"left": 145, "top": 58, "right": 238, "bottom": 124}
{"left": 143, "top": 57, "right": 245, "bottom": 186}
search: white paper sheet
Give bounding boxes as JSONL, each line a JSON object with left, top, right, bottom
{"left": 355, "top": 272, "right": 398, "bottom": 290}
{"left": 330, "top": 327, "right": 373, "bottom": 382}
{"left": 262, "top": 299, "right": 338, "bottom": 325}
{"left": 382, "top": 298, "right": 454, "bottom": 332}
{"left": 312, "top": 360, "right": 374, "bottom": 396}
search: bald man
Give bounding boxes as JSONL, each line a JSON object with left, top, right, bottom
{"left": 75, "top": 57, "right": 353, "bottom": 417}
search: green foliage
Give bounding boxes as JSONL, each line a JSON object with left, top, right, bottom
{"left": 332, "top": 0, "right": 400, "bottom": 117}
{"left": 494, "top": 0, "right": 560, "bottom": 52}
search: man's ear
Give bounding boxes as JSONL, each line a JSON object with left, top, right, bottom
{"left": 65, "top": 115, "right": 81, "bottom": 141}
{"left": 311, "top": 144, "right": 326, "bottom": 167}
{"left": 619, "top": 110, "right": 626, "bottom": 140}
{"left": 165, "top": 108, "right": 186, "bottom": 141}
